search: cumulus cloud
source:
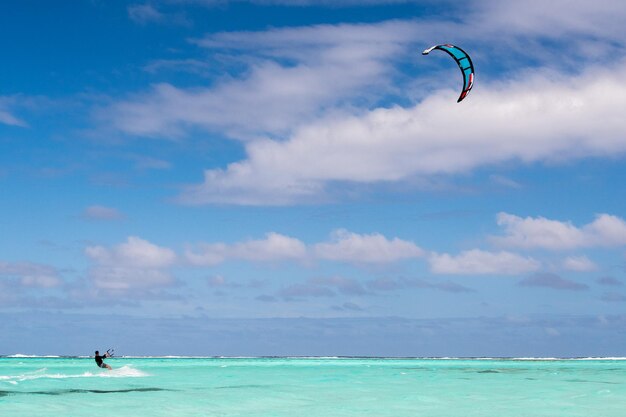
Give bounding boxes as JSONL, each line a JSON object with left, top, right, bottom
{"left": 0, "top": 261, "right": 63, "bottom": 288}
{"left": 85, "top": 237, "right": 177, "bottom": 290}
{"left": 429, "top": 249, "right": 540, "bottom": 275}
{"left": 186, "top": 232, "right": 307, "bottom": 266}
{"left": 186, "top": 229, "right": 423, "bottom": 266}
{"left": 87, "top": 267, "right": 173, "bottom": 291}
{"left": 314, "top": 229, "right": 424, "bottom": 263}
{"left": 562, "top": 256, "right": 597, "bottom": 272}
{"left": 491, "top": 213, "right": 626, "bottom": 250}
{"left": 101, "top": 1, "right": 626, "bottom": 206}
{"left": 179, "top": 62, "right": 626, "bottom": 205}
{"left": 518, "top": 272, "right": 589, "bottom": 291}
{"left": 86, "top": 236, "right": 176, "bottom": 268}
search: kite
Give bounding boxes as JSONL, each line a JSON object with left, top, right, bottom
{"left": 422, "top": 44, "right": 474, "bottom": 103}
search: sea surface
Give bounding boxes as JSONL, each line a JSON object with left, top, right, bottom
{"left": 1, "top": 356, "right": 625, "bottom": 417}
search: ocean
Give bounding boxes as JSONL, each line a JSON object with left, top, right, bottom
{"left": 1, "top": 356, "right": 624, "bottom": 416}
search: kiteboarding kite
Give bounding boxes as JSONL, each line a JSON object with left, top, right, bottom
{"left": 422, "top": 44, "right": 474, "bottom": 103}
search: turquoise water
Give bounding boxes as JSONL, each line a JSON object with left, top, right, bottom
{"left": 1, "top": 357, "right": 625, "bottom": 416}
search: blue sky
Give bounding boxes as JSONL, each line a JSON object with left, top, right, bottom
{"left": 1, "top": 0, "right": 626, "bottom": 357}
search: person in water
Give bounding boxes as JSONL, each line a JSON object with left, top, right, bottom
{"left": 94, "top": 350, "right": 112, "bottom": 370}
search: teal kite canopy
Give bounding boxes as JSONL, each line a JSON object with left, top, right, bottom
{"left": 422, "top": 44, "right": 475, "bottom": 103}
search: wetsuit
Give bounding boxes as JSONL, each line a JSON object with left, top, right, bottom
{"left": 95, "top": 353, "right": 108, "bottom": 368}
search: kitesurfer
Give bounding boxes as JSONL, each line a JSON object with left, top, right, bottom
{"left": 94, "top": 350, "right": 112, "bottom": 370}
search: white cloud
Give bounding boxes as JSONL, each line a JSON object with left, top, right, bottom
{"left": 89, "top": 267, "right": 174, "bottom": 291}
{"left": 186, "top": 232, "right": 307, "bottom": 266}
{"left": 102, "top": 2, "right": 626, "bottom": 206}
{"left": 584, "top": 214, "right": 626, "bottom": 246}
{"left": 492, "top": 213, "right": 585, "bottom": 250}
{"left": 314, "top": 229, "right": 424, "bottom": 263}
{"left": 0, "top": 261, "right": 62, "bottom": 288}
{"left": 86, "top": 236, "right": 176, "bottom": 268}
{"left": 179, "top": 62, "right": 626, "bottom": 205}
{"left": 492, "top": 213, "right": 626, "bottom": 250}
{"left": 181, "top": 0, "right": 626, "bottom": 32}
{"left": 227, "top": 233, "right": 307, "bottom": 261}
{"left": 186, "top": 229, "right": 423, "bottom": 265}
{"left": 429, "top": 249, "right": 540, "bottom": 275}
{"left": 475, "top": 0, "right": 626, "bottom": 39}
{"left": 85, "top": 237, "right": 177, "bottom": 290}
{"left": 562, "top": 256, "right": 597, "bottom": 272}
{"left": 108, "top": 0, "right": 626, "bottom": 143}
{"left": 89, "top": 267, "right": 173, "bottom": 290}
{"left": 104, "top": 20, "right": 420, "bottom": 139}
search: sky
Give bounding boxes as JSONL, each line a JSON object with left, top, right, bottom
{"left": 1, "top": 0, "right": 625, "bottom": 357}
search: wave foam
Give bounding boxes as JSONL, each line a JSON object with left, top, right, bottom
{"left": 0, "top": 365, "right": 148, "bottom": 383}
{"left": 5, "top": 354, "right": 61, "bottom": 358}
{"left": 102, "top": 365, "right": 149, "bottom": 377}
